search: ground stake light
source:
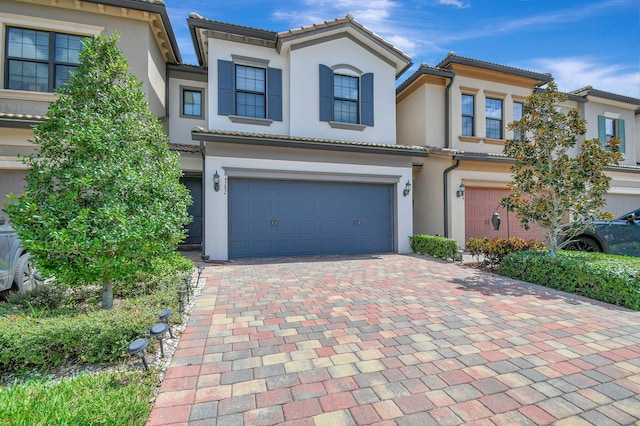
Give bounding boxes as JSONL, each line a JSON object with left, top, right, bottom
{"left": 158, "top": 308, "right": 174, "bottom": 338}
{"left": 127, "top": 338, "right": 150, "bottom": 371}
{"left": 150, "top": 323, "right": 169, "bottom": 358}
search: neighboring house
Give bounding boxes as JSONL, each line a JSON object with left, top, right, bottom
{"left": 184, "top": 14, "right": 422, "bottom": 261}
{"left": 0, "top": 0, "right": 181, "bottom": 208}
{"left": 397, "top": 54, "right": 640, "bottom": 248}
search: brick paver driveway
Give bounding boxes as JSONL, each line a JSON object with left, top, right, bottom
{"left": 147, "top": 254, "right": 640, "bottom": 425}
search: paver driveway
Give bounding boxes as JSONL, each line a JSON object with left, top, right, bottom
{"left": 147, "top": 254, "right": 640, "bottom": 425}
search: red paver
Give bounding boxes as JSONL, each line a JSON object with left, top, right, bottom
{"left": 147, "top": 254, "right": 640, "bottom": 426}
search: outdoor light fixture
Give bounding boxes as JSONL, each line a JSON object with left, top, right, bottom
{"left": 150, "top": 322, "right": 169, "bottom": 358}
{"left": 127, "top": 338, "right": 150, "bottom": 371}
{"left": 403, "top": 180, "right": 412, "bottom": 197}
{"left": 491, "top": 211, "right": 501, "bottom": 230}
{"left": 196, "top": 265, "right": 204, "bottom": 287}
{"left": 158, "top": 308, "right": 174, "bottom": 339}
{"left": 456, "top": 182, "right": 466, "bottom": 198}
{"left": 213, "top": 171, "right": 220, "bottom": 192}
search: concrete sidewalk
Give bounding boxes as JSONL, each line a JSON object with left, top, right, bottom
{"left": 147, "top": 254, "right": 640, "bottom": 425}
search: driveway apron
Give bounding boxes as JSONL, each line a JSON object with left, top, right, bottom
{"left": 147, "top": 254, "right": 640, "bottom": 425}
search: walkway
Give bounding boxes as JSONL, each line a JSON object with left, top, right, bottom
{"left": 147, "top": 254, "right": 640, "bottom": 425}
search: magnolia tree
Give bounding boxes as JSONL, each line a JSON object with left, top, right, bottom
{"left": 6, "top": 34, "right": 191, "bottom": 308}
{"left": 502, "top": 82, "right": 621, "bottom": 257}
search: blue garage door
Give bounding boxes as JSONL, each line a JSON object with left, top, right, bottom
{"left": 229, "top": 179, "right": 394, "bottom": 258}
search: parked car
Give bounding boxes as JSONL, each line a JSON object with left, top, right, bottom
{"left": 560, "top": 208, "right": 640, "bottom": 257}
{"left": 0, "top": 215, "right": 42, "bottom": 293}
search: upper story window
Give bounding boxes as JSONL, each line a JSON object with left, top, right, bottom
{"left": 181, "top": 86, "right": 203, "bottom": 119}
{"left": 598, "top": 114, "right": 626, "bottom": 153}
{"left": 319, "top": 64, "right": 373, "bottom": 129}
{"left": 235, "top": 65, "right": 266, "bottom": 119}
{"left": 333, "top": 74, "right": 359, "bottom": 124}
{"left": 5, "top": 27, "right": 84, "bottom": 92}
{"left": 461, "top": 94, "right": 475, "bottom": 136}
{"left": 486, "top": 98, "right": 503, "bottom": 139}
{"left": 513, "top": 102, "right": 523, "bottom": 141}
{"left": 217, "top": 59, "right": 281, "bottom": 124}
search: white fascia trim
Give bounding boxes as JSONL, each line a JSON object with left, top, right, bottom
{"left": 604, "top": 111, "right": 621, "bottom": 119}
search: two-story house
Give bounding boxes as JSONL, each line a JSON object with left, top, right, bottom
{"left": 397, "top": 53, "right": 640, "bottom": 248}
{"left": 0, "top": 0, "right": 181, "bottom": 209}
{"left": 182, "top": 14, "right": 423, "bottom": 261}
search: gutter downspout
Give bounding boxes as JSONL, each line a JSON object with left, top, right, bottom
{"left": 443, "top": 157, "right": 461, "bottom": 238}
{"left": 200, "top": 139, "right": 209, "bottom": 260}
{"left": 444, "top": 75, "right": 455, "bottom": 149}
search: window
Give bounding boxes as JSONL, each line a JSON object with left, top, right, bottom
{"left": 486, "top": 98, "right": 503, "bottom": 139}
{"left": 235, "top": 65, "right": 265, "bottom": 118}
{"left": 217, "top": 59, "right": 282, "bottom": 123}
{"left": 319, "top": 64, "right": 373, "bottom": 127}
{"left": 598, "top": 115, "right": 626, "bottom": 153}
{"left": 461, "top": 94, "right": 474, "bottom": 136}
{"left": 513, "top": 102, "right": 523, "bottom": 140}
{"left": 333, "top": 74, "right": 358, "bottom": 124}
{"left": 181, "top": 87, "right": 203, "bottom": 118}
{"left": 5, "top": 27, "right": 84, "bottom": 92}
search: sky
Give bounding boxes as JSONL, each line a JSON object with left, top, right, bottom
{"left": 165, "top": 0, "right": 640, "bottom": 98}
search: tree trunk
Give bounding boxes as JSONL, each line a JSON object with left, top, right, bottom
{"left": 102, "top": 277, "right": 114, "bottom": 309}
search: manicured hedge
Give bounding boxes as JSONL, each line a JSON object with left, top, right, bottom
{"left": 498, "top": 250, "right": 640, "bottom": 310}
{"left": 410, "top": 235, "right": 460, "bottom": 261}
{"left": 467, "top": 237, "right": 545, "bottom": 266}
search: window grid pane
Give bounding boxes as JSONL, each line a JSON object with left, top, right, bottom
{"left": 236, "top": 92, "right": 265, "bottom": 118}
{"left": 513, "top": 102, "right": 523, "bottom": 140}
{"left": 8, "top": 60, "right": 48, "bottom": 92}
{"left": 461, "top": 94, "right": 474, "bottom": 136}
{"left": 55, "top": 34, "right": 84, "bottom": 64}
{"left": 334, "top": 99, "right": 358, "bottom": 124}
{"left": 54, "top": 64, "right": 77, "bottom": 89}
{"left": 486, "top": 98, "right": 503, "bottom": 139}
{"left": 7, "top": 28, "right": 49, "bottom": 61}
{"left": 183, "top": 90, "right": 202, "bottom": 116}
{"left": 605, "top": 118, "right": 616, "bottom": 140}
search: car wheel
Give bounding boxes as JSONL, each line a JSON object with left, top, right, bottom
{"left": 564, "top": 236, "right": 602, "bottom": 253}
{"left": 13, "top": 253, "right": 42, "bottom": 293}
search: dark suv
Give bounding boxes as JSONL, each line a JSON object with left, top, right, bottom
{"left": 561, "top": 208, "right": 640, "bottom": 256}
{"left": 0, "top": 216, "right": 42, "bottom": 293}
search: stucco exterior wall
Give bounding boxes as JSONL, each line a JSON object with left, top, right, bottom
{"left": 168, "top": 76, "right": 208, "bottom": 144}
{"left": 206, "top": 39, "right": 290, "bottom": 135}
{"left": 288, "top": 37, "right": 398, "bottom": 143}
{"left": 396, "top": 82, "right": 447, "bottom": 148}
{"left": 203, "top": 143, "right": 414, "bottom": 261}
{"left": 580, "top": 98, "right": 637, "bottom": 167}
{"left": 0, "top": 2, "right": 168, "bottom": 117}
{"left": 448, "top": 75, "right": 534, "bottom": 153}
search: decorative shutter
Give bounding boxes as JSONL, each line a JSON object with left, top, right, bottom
{"left": 218, "top": 60, "right": 234, "bottom": 116}
{"left": 597, "top": 115, "right": 606, "bottom": 144}
{"left": 361, "top": 72, "right": 374, "bottom": 126}
{"left": 617, "top": 119, "right": 626, "bottom": 153}
{"left": 267, "top": 67, "right": 282, "bottom": 121}
{"left": 319, "top": 64, "right": 333, "bottom": 122}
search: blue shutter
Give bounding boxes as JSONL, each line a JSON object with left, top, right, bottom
{"left": 267, "top": 67, "right": 282, "bottom": 121}
{"left": 319, "top": 64, "right": 333, "bottom": 122}
{"left": 218, "top": 60, "right": 234, "bottom": 116}
{"left": 597, "top": 115, "right": 606, "bottom": 144}
{"left": 617, "top": 119, "right": 625, "bottom": 153}
{"left": 361, "top": 72, "right": 374, "bottom": 126}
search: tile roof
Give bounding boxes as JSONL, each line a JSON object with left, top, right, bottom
{"left": 168, "top": 143, "right": 203, "bottom": 153}
{"left": 436, "top": 53, "right": 552, "bottom": 82}
{"left": 191, "top": 128, "right": 429, "bottom": 156}
{"left": 570, "top": 86, "right": 640, "bottom": 105}
{"left": 396, "top": 63, "right": 455, "bottom": 94}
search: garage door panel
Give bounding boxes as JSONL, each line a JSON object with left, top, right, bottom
{"left": 229, "top": 179, "right": 394, "bottom": 258}
{"left": 465, "top": 187, "right": 546, "bottom": 244}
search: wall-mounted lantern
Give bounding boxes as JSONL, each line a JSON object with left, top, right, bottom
{"left": 491, "top": 211, "right": 501, "bottom": 230}
{"left": 403, "top": 180, "right": 412, "bottom": 197}
{"left": 213, "top": 171, "right": 220, "bottom": 192}
{"left": 456, "top": 182, "right": 465, "bottom": 198}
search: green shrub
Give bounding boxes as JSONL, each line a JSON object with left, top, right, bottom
{"left": 498, "top": 250, "right": 640, "bottom": 310}
{"left": 410, "top": 235, "right": 460, "bottom": 261}
{"left": 0, "top": 371, "right": 157, "bottom": 425}
{"left": 467, "top": 237, "right": 545, "bottom": 266}
{"left": 0, "top": 274, "right": 183, "bottom": 373}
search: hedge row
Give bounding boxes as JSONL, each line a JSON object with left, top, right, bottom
{"left": 409, "top": 235, "right": 460, "bottom": 261}
{"left": 498, "top": 250, "right": 640, "bottom": 310}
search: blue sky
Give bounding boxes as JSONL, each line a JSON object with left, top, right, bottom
{"left": 166, "top": 0, "right": 640, "bottom": 98}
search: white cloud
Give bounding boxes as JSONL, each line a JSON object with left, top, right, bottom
{"left": 529, "top": 57, "right": 640, "bottom": 98}
{"left": 436, "top": 0, "right": 469, "bottom": 8}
